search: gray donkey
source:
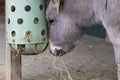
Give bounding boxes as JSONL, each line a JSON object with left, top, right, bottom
{"left": 46, "top": 0, "right": 120, "bottom": 79}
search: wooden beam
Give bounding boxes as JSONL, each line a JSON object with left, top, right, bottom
{"left": 6, "top": 44, "right": 22, "bottom": 80}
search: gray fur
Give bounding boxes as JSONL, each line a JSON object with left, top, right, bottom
{"left": 46, "top": 0, "right": 120, "bottom": 79}
{"left": 46, "top": 0, "right": 120, "bottom": 61}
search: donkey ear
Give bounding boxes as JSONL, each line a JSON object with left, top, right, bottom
{"left": 50, "top": 0, "right": 60, "bottom": 14}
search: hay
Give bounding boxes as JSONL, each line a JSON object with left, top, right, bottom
{"left": 15, "top": 48, "right": 73, "bottom": 80}
{"left": 33, "top": 49, "right": 74, "bottom": 80}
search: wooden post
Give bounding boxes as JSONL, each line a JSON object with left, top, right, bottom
{"left": 6, "top": 44, "right": 22, "bottom": 80}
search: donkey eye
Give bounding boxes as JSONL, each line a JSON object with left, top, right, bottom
{"left": 48, "top": 19, "right": 55, "bottom": 25}
{"left": 49, "top": 20, "right": 55, "bottom": 24}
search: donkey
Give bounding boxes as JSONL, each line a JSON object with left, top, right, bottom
{"left": 46, "top": 0, "right": 120, "bottom": 79}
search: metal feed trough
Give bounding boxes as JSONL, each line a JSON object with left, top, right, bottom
{"left": 6, "top": 0, "right": 48, "bottom": 55}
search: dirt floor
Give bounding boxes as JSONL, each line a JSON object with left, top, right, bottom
{"left": 0, "top": 15, "right": 117, "bottom": 80}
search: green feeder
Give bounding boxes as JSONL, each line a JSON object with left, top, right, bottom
{"left": 6, "top": 0, "right": 48, "bottom": 55}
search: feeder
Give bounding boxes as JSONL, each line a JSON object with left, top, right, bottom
{"left": 6, "top": 0, "right": 48, "bottom": 55}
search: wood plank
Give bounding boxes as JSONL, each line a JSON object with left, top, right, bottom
{"left": 6, "top": 44, "right": 22, "bottom": 80}
{"left": 6, "top": 43, "right": 11, "bottom": 80}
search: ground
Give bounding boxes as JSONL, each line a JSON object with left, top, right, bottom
{"left": 0, "top": 15, "right": 117, "bottom": 80}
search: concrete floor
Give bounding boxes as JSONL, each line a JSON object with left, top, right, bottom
{"left": 0, "top": 15, "right": 117, "bottom": 80}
